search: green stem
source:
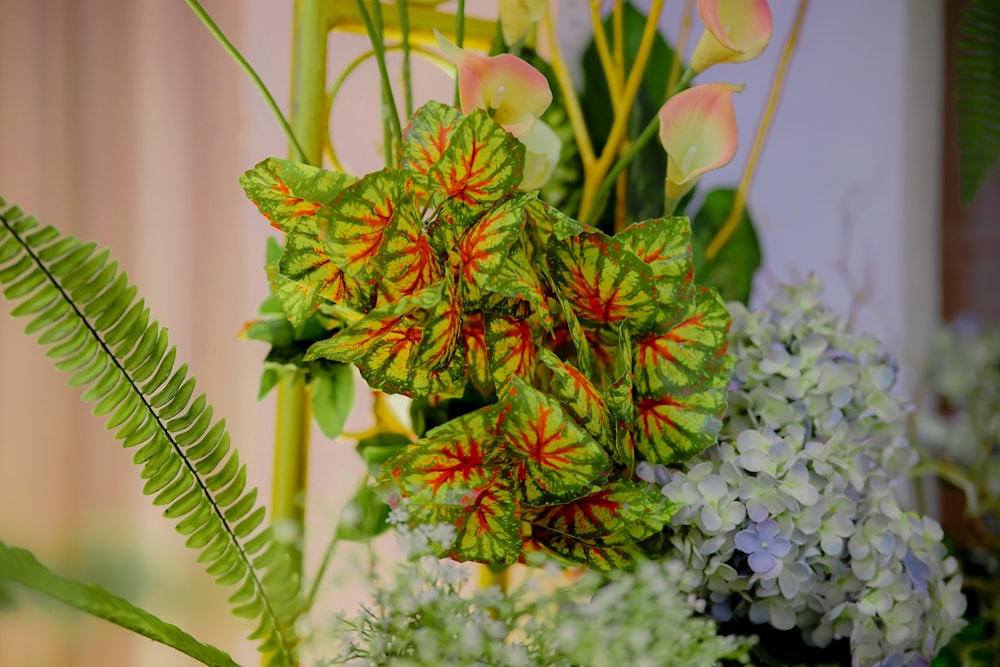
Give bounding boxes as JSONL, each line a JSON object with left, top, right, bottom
{"left": 184, "top": 0, "right": 308, "bottom": 163}
{"left": 355, "top": 0, "right": 403, "bottom": 164}
{"left": 582, "top": 68, "right": 695, "bottom": 228}
{"left": 397, "top": 0, "right": 414, "bottom": 118}
{"left": 453, "top": 0, "right": 466, "bottom": 105}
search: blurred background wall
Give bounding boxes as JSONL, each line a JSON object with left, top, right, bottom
{"left": 1, "top": 0, "right": 994, "bottom": 665}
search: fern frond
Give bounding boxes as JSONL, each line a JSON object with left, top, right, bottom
{"left": 0, "top": 540, "right": 241, "bottom": 667}
{"left": 957, "top": 0, "right": 1000, "bottom": 204}
{"left": 0, "top": 199, "right": 300, "bottom": 667}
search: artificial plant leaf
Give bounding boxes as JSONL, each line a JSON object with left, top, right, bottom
{"left": 454, "top": 191, "right": 534, "bottom": 296}
{"left": 547, "top": 231, "right": 660, "bottom": 332}
{"left": 486, "top": 243, "right": 553, "bottom": 331}
{"left": 607, "top": 365, "right": 637, "bottom": 470}
{"left": 356, "top": 432, "right": 413, "bottom": 473}
{"left": 335, "top": 483, "right": 391, "bottom": 542}
{"left": 462, "top": 314, "right": 493, "bottom": 397}
{"left": 318, "top": 169, "right": 413, "bottom": 282}
{"left": 485, "top": 314, "right": 539, "bottom": 395}
{"left": 429, "top": 108, "right": 525, "bottom": 229}
{"left": 956, "top": 0, "right": 1000, "bottom": 204}
{"left": 0, "top": 540, "right": 240, "bottom": 667}
{"left": 401, "top": 100, "right": 463, "bottom": 177}
{"left": 278, "top": 218, "right": 371, "bottom": 317}
{"left": 632, "top": 288, "right": 732, "bottom": 464}
{"left": 497, "top": 378, "right": 610, "bottom": 505}
{"left": 449, "top": 482, "right": 522, "bottom": 564}
{"left": 413, "top": 280, "right": 463, "bottom": 371}
{"left": 379, "top": 407, "right": 503, "bottom": 507}
{"left": 526, "top": 528, "right": 641, "bottom": 574}
{"left": 524, "top": 198, "right": 587, "bottom": 256}
{"left": 538, "top": 348, "right": 612, "bottom": 446}
{"left": 240, "top": 156, "right": 356, "bottom": 233}
{"left": 617, "top": 216, "right": 694, "bottom": 320}
{"left": 310, "top": 362, "right": 355, "bottom": 441}
{"left": 522, "top": 478, "right": 676, "bottom": 546}
{"left": 378, "top": 205, "right": 442, "bottom": 303}
{"left": 552, "top": 292, "right": 595, "bottom": 379}
{"left": 690, "top": 188, "right": 761, "bottom": 305}
{"left": 304, "top": 287, "right": 465, "bottom": 397}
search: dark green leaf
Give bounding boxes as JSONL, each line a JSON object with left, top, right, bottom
{"left": 356, "top": 432, "right": 412, "bottom": 470}
{"left": 335, "top": 484, "right": 391, "bottom": 541}
{"left": 690, "top": 188, "right": 761, "bottom": 304}
{"left": 310, "top": 363, "right": 355, "bottom": 440}
{"left": 957, "top": 0, "right": 1000, "bottom": 204}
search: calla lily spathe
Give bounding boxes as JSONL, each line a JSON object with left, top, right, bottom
{"left": 691, "top": 0, "right": 773, "bottom": 72}
{"left": 519, "top": 119, "right": 561, "bottom": 191}
{"left": 499, "top": 0, "right": 548, "bottom": 46}
{"left": 435, "top": 30, "right": 552, "bottom": 138}
{"left": 658, "top": 82, "right": 743, "bottom": 198}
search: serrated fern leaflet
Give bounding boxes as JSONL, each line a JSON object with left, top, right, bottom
{"left": 0, "top": 199, "right": 298, "bottom": 667}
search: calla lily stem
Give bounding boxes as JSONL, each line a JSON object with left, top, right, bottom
{"left": 705, "top": 0, "right": 809, "bottom": 260}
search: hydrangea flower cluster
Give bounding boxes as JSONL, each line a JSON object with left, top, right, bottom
{"left": 306, "top": 516, "right": 752, "bottom": 666}
{"left": 642, "top": 279, "right": 966, "bottom": 666}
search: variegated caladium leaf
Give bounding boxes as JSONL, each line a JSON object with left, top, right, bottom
{"left": 632, "top": 288, "right": 733, "bottom": 463}
{"left": 546, "top": 231, "right": 661, "bottom": 334}
{"left": 240, "top": 157, "right": 356, "bottom": 233}
{"left": 616, "top": 217, "right": 695, "bottom": 323}
{"left": 401, "top": 100, "right": 463, "bottom": 179}
{"left": 496, "top": 378, "right": 610, "bottom": 506}
{"left": 485, "top": 314, "right": 538, "bottom": 396}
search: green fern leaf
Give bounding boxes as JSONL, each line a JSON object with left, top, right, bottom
{"left": 957, "top": 0, "right": 1000, "bottom": 203}
{"left": 0, "top": 540, "right": 241, "bottom": 667}
{"left": 0, "top": 200, "right": 300, "bottom": 667}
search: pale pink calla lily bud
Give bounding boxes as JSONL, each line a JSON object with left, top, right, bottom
{"left": 519, "top": 119, "right": 561, "bottom": 191}
{"left": 691, "top": 0, "right": 773, "bottom": 72}
{"left": 499, "top": 0, "right": 548, "bottom": 45}
{"left": 435, "top": 30, "right": 552, "bottom": 138}
{"left": 658, "top": 82, "right": 743, "bottom": 198}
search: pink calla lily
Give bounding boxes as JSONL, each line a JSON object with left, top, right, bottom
{"left": 435, "top": 30, "right": 552, "bottom": 138}
{"left": 519, "top": 119, "right": 561, "bottom": 191}
{"left": 658, "top": 83, "right": 743, "bottom": 198}
{"left": 691, "top": 0, "right": 773, "bottom": 72}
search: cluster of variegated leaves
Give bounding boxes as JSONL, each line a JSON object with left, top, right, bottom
{"left": 241, "top": 99, "right": 732, "bottom": 573}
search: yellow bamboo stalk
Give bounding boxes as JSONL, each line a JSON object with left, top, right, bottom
{"left": 326, "top": 0, "right": 495, "bottom": 51}
{"left": 542, "top": 11, "right": 596, "bottom": 167}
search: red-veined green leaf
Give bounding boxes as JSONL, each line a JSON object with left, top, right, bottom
{"left": 633, "top": 287, "right": 731, "bottom": 395}
{"left": 401, "top": 100, "right": 462, "bottom": 177}
{"left": 487, "top": 243, "right": 553, "bottom": 331}
{"left": 428, "top": 109, "right": 525, "bottom": 228}
{"left": 607, "top": 366, "right": 636, "bottom": 469}
{"left": 524, "top": 198, "right": 587, "bottom": 256}
{"left": 538, "top": 348, "right": 612, "bottom": 447}
{"left": 525, "top": 528, "right": 641, "bottom": 574}
{"left": 497, "top": 378, "right": 610, "bottom": 505}
{"left": 552, "top": 293, "right": 595, "bottom": 379}
{"left": 547, "top": 231, "right": 660, "bottom": 332}
{"left": 522, "top": 478, "right": 676, "bottom": 546}
{"left": 414, "top": 281, "right": 463, "bottom": 371}
{"left": 454, "top": 192, "right": 533, "bottom": 294}
{"left": 279, "top": 216, "right": 373, "bottom": 314}
{"left": 379, "top": 407, "right": 503, "bottom": 506}
{"left": 240, "top": 157, "right": 356, "bottom": 233}
{"left": 304, "top": 287, "right": 466, "bottom": 397}
{"left": 450, "top": 482, "right": 522, "bottom": 564}
{"left": 318, "top": 169, "right": 413, "bottom": 281}
{"left": 485, "top": 314, "right": 538, "bottom": 395}
{"left": 264, "top": 254, "right": 325, "bottom": 327}
{"left": 463, "top": 314, "right": 493, "bottom": 396}
{"left": 617, "top": 217, "right": 694, "bottom": 321}
{"left": 378, "top": 204, "right": 442, "bottom": 303}
{"left": 632, "top": 382, "right": 730, "bottom": 464}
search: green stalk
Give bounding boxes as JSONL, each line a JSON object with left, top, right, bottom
{"left": 454, "top": 0, "right": 466, "bottom": 105}
{"left": 184, "top": 0, "right": 308, "bottom": 163}
{"left": 355, "top": 0, "right": 403, "bottom": 164}
{"left": 397, "top": 0, "right": 414, "bottom": 118}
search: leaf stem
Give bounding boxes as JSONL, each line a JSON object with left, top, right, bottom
{"left": 355, "top": 0, "right": 403, "bottom": 165}
{"left": 453, "top": 0, "right": 466, "bottom": 106}
{"left": 705, "top": 0, "right": 809, "bottom": 260}
{"left": 589, "top": 0, "right": 622, "bottom": 108}
{"left": 397, "top": 0, "right": 414, "bottom": 118}
{"left": 184, "top": 0, "right": 308, "bottom": 163}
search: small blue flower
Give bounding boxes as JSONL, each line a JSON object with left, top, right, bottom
{"left": 903, "top": 549, "right": 932, "bottom": 594}
{"left": 735, "top": 519, "right": 791, "bottom": 578}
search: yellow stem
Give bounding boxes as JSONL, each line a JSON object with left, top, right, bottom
{"left": 578, "top": 0, "right": 665, "bottom": 218}
{"left": 612, "top": 0, "right": 625, "bottom": 79}
{"left": 542, "top": 11, "right": 595, "bottom": 167}
{"left": 479, "top": 565, "right": 510, "bottom": 594}
{"left": 706, "top": 0, "right": 809, "bottom": 260}
{"left": 665, "top": 0, "right": 694, "bottom": 100}
{"left": 326, "top": 0, "right": 495, "bottom": 51}
{"left": 589, "top": 0, "right": 622, "bottom": 108}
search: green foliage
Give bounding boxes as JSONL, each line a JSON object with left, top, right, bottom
{"left": 0, "top": 540, "right": 240, "bottom": 667}
{"left": 0, "top": 199, "right": 299, "bottom": 667}
{"left": 957, "top": 0, "right": 1000, "bottom": 204}
{"left": 242, "top": 102, "right": 734, "bottom": 572}
{"left": 691, "top": 188, "right": 762, "bottom": 305}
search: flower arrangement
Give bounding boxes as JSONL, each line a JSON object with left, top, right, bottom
{"left": 644, "top": 279, "right": 966, "bottom": 665}
{"left": 0, "top": 1, "right": 974, "bottom": 666}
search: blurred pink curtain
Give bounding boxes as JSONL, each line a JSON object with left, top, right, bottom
{"left": 0, "top": 1, "right": 275, "bottom": 664}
